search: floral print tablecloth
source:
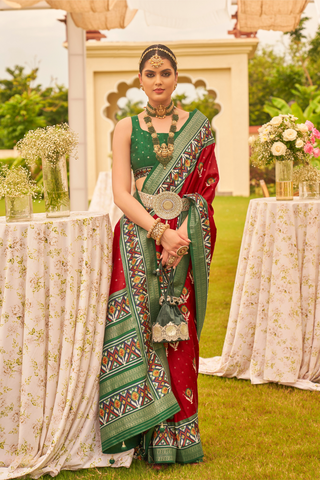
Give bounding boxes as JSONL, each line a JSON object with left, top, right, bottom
{"left": 200, "top": 198, "right": 320, "bottom": 391}
{"left": 0, "top": 212, "right": 133, "bottom": 479}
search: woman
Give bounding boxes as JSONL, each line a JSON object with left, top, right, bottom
{"left": 99, "top": 44, "right": 219, "bottom": 465}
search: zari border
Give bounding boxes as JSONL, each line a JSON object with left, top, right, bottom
{"left": 186, "top": 194, "right": 211, "bottom": 339}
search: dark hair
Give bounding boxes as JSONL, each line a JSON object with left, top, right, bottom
{"left": 139, "top": 44, "right": 177, "bottom": 73}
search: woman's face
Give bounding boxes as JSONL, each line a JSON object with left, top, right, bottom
{"left": 139, "top": 57, "right": 178, "bottom": 106}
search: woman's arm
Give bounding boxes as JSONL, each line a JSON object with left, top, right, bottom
{"left": 112, "top": 118, "right": 190, "bottom": 256}
{"left": 112, "top": 117, "right": 155, "bottom": 232}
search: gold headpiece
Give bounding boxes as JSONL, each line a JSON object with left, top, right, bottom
{"left": 139, "top": 47, "right": 177, "bottom": 69}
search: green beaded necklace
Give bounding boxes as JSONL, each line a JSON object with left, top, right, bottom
{"left": 144, "top": 110, "right": 179, "bottom": 169}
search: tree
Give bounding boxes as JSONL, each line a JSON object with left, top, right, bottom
{"left": 175, "top": 92, "right": 220, "bottom": 121}
{"left": 42, "top": 83, "right": 68, "bottom": 125}
{"left": 0, "top": 91, "right": 46, "bottom": 148}
{"left": 0, "top": 66, "right": 68, "bottom": 148}
{"left": 0, "top": 65, "right": 41, "bottom": 104}
{"left": 115, "top": 99, "right": 144, "bottom": 121}
{"left": 248, "top": 47, "right": 304, "bottom": 126}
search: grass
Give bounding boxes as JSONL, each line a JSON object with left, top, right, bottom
{"left": 4, "top": 196, "right": 320, "bottom": 480}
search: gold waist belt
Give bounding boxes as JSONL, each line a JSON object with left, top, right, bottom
{"left": 139, "top": 191, "right": 190, "bottom": 220}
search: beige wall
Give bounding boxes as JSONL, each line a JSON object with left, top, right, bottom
{"left": 86, "top": 38, "right": 258, "bottom": 198}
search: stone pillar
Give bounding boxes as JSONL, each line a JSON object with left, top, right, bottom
{"left": 67, "top": 13, "right": 88, "bottom": 211}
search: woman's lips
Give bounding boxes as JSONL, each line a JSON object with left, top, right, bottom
{"left": 154, "top": 89, "right": 164, "bottom": 94}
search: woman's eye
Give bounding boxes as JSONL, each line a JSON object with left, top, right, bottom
{"left": 146, "top": 74, "right": 154, "bottom": 78}
{"left": 162, "top": 73, "right": 171, "bottom": 77}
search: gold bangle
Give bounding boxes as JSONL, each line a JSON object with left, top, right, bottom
{"left": 155, "top": 224, "right": 170, "bottom": 246}
{"left": 147, "top": 218, "right": 161, "bottom": 239}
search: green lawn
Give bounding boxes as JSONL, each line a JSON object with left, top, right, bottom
{"left": 11, "top": 196, "right": 320, "bottom": 480}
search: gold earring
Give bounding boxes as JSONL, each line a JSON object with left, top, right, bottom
{"left": 140, "top": 85, "right": 144, "bottom": 91}
{"left": 174, "top": 84, "right": 177, "bottom": 90}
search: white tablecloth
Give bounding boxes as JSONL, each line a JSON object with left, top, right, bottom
{"left": 0, "top": 212, "right": 133, "bottom": 479}
{"left": 200, "top": 198, "right": 320, "bottom": 391}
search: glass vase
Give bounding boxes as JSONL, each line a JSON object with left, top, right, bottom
{"left": 43, "top": 156, "right": 70, "bottom": 218}
{"left": 275, "top": 160, "right": 293, "bottom": 201}
{"left": 5, "top": 195, "right": 32, "bottom": 222}
{"left": 299, "top": 182, "right": 320, "bottom": 199}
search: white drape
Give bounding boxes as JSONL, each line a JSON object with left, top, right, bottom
{"left": 127, "top": 0, "right": 232, "bottom": 29}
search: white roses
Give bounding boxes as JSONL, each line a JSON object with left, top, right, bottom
{"left": 297, "top": 123, "right": 308, "bottom": 133}
{"left": 271, "top": 142, "right": 287, "bottom": 156}
{"left": 282, "top": 129, "right": 297, "bottom": 141}
{"left": 270, "top": 116, "right": 282, "bottom": 126}
{"left": 296, "top": 139, "right": 304, "bottom": 148}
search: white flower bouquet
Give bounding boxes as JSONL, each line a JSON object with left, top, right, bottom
{"left": 250, "top": 115, "right": 320, "bottom": 167}
{"left": 0, "top": 165, "right": 39, "bottom": 198}
{"left": 293, "top": 163, "right": 320, "bottom": 186}
{"left": 16, "top": 124, "right": 78, "bottom": 216}
{"left": 16, "top": 123, "right": 78, "bottom": 167}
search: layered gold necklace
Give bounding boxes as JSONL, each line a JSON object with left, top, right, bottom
{"left": 144, "top": 108, "right": 179, "bottom": 169}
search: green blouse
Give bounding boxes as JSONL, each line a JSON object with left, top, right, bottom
{"left": 130, "top": 110, "right": 197, "bottom": 181}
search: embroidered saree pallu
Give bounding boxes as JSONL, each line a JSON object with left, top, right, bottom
{"left": 99, "top": 110, "right": 219, "bottom": 464}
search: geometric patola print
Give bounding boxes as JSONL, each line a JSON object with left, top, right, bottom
{"left": 148, "top": 351, "right": 171, "bottom": 399}
{"left": 99, "top": 380, "right": 154, "bottom": 426}
{"left": 100, "top": 332, "right": 142, "bottom": 380}
{"left": 106, "top": 290, "right": 131, "bottom": 327}
{"left": 158, "top": 119, "right": 213, "bottom": 195}
{"left": 122, "top": 218, "right": 172, "bottom": 401}
{"left": 122, "top": 219, "right": 152, "bottom": 351}
{"left": 152, "top": 414, "right": 201, "bottom": 450}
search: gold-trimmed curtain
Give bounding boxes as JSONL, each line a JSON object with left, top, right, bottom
{"left": 237, "top": 0, "right": 309, "bottom": 32}
{"left": 2, "top": 0, "right": 137, "bottom": 29}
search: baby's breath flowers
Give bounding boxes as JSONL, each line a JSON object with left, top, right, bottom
{"left": 0, "top": 165, "right": 40, "bottom": 198}
{"left": 16, "top": 123, "right": 78, "bottom": 167}
{"left": 293, "top": 163, "right": 320, "bottom": 186}
{"left": 250, "top": 115, "right": 320, "bottom": 168}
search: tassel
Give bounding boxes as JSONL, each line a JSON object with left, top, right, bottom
{"left": 109, "top": 456, "right": 115, "bottom": 465}
{"left": 121, "top": 441, "right": 126, "bottom": 451}
{"left": 160, "top": 422, "right": 165, "bottom": 433}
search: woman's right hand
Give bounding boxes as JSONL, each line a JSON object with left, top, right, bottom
{"left": 160, "top": 228, "right": 191, "bottom": 258}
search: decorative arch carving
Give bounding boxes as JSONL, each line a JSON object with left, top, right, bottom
{"left": 102, "top": 75, "right": 222, "bottom": 149}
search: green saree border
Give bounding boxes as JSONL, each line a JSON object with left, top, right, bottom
{"left": 187, "top": 196, "right": 210, "bottom": 339}
{"left": 101, "top": 388, "right": 179, "bottom": 451}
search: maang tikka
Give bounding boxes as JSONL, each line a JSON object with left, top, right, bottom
{"left": 149, "top": 48, "right": 164, "bottom": 69}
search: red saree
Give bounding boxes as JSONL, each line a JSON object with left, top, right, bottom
{"left": 99, "top": 110, "right": 219, "bottom": 464}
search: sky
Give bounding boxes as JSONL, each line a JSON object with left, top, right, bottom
{"left": 0, "top": 3, "right": 318, "bottom": 93}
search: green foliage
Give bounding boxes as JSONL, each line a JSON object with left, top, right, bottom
{"left": 263, "top": 86, "right": 320, "bottom": 129}
{"left": 41, "top": 84, "right": 68, "bottom": 126}
{"left": 249, "top": 47, "right": 304, "bottom": 126}
{"left": 173, "top": 91, "right": 220, "bottom": 121}
{"left": 0, "top": 65, "right": 68, "bottom": 149}
{"left": 115, "top": 99, "right": 144, "bottom": 121}
{"left": 0, "top": 91, "right": 46, "bottom": 148}
{"left": 0, "top": 65, "right": 41, "bottom": 104}
{"left": 249, "top": 19, "right": 320, "bottom": 126}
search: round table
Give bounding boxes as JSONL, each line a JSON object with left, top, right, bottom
{"left": 0, "top": 212, "right": 133, "bottom": 479}
{"left": 200, "top": 198, "right": 320, "bottom": 391}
